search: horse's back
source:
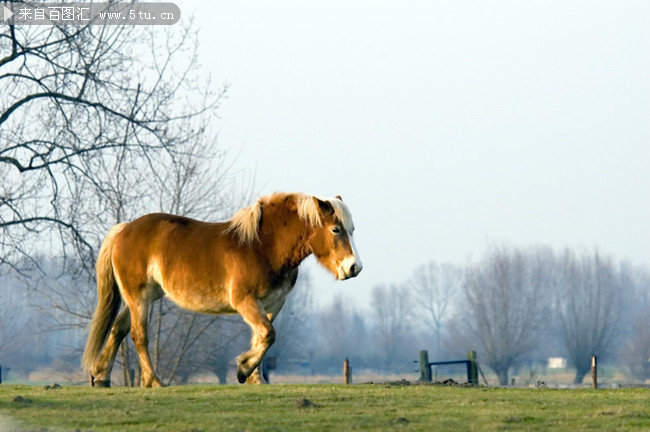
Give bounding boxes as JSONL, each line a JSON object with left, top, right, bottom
{"left": 109, "top": 213, "right": 239, "bottom": 312}
{"left": 114, "top": 213, "right": 229, "bottom": 261}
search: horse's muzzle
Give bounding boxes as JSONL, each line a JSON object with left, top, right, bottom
{"left": 340, "top": 261, "right": 362, "bottom": 280}
{"left": 349, "top": 262, "right": 362, "bottom": 278}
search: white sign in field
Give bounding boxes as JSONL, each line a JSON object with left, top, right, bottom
{"left": 548, "top": 357, "right": 567, "bottom": 369}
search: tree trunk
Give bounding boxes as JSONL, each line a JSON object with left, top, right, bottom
{"left": 120, "top": 342, "right": 131, "bottom": 387}
{"left": 216, "top": 366, "right": 228, "bottom": 384}
{"left": 573, "top": 366, "right": 589, "bottom": 384}
{"left": 153, "top": 300, "right": 163, "bottom": 370}
{"left": 496, "top": 368, "right": 509, "bottom": 386}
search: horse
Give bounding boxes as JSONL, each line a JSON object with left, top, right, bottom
{"left": 82, "top": 192, "right": 362, "bottom": 387}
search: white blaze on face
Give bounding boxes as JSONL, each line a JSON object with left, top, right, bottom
{"left": 338, "top": 232, "right": 363, "bottom": 280}
{"left": 328, "top": 196, "right": 362, "bottom": 280}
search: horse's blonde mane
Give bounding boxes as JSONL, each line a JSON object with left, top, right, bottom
{"left": 226, "top": 200, "right": 263, "bottom": 244}
{"left": 226, "top": 192, "right": 354, "bottom": 244}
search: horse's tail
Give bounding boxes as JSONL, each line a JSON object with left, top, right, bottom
{"left": 82, "top": 223, "right": 127, "bottom": 372}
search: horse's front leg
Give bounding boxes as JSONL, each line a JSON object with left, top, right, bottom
{"left": 234, "top": 296, "right": 275, "bottom": 384}
{"left": 245, "top": 304, "right": 285, "bottom": 384}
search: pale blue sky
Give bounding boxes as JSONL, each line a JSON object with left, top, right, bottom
{"left": 185, "top": 1, "right": 650, "bottom": 306}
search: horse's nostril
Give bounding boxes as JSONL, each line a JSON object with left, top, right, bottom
{"left": 350, "top": 264, "right": 358, "bottom": 276}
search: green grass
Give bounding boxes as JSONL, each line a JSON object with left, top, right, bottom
{"left": 1, "top": 383, "right": 649, "bottom": 431}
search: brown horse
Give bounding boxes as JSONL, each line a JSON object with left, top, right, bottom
{"left": 82, "top": 192, "right": 362, "bottom": 387}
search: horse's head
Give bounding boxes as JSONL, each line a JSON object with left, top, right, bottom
{"left": 308, "top": 196, "right": 363, "bottom": 280}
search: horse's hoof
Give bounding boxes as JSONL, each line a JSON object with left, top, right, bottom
{"left": 94, "top": 380, "right": 111, "bottom": 388}
{"left": 246, "top": 374, "right": 267, "bottom": 385}
{"left": 237, "top": 369, "right": 247, "bottom": 384}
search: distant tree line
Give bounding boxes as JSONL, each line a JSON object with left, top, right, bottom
{"left": 2, "top": 245, "right": 648, "bottom": 385}
{"left": 275, "top": 245, "right": 649, "bottom": 386}
{"left": 447, "top": 246, "right": 644, "bottom": 385}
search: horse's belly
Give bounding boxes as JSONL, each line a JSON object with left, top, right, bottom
{"left": 153, "top": 278, "right": 234, "bottom": 314}
{"left": 148, "top": 261, "right": 235, "bottom": 314}
{"left": 164, "top": 287, "right": 235, "bottom": 314}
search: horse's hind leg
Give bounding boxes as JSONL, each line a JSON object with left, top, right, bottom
{"left": 91, "top": 307, "right": 131, "bottom": 387}
{"left": 234, "top": 296, "right": 275, "bottom": 384}
{"left": 124, "top": 288, "right": 163, "bottom": 388}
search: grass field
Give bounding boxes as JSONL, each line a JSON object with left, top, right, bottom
{"left": 1, "top": 383, "right": 650, "bottom": 431}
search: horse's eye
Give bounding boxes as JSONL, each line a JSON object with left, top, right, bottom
{"left": 331, "top": 226, "right": 341, "bottom": 234}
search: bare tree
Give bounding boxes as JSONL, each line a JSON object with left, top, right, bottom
{"left": 0, "top": 19, "right": 225, "bottom": 279}
{"left": 621, "top": 308, "right": 650, "bottom": 381}
{"left": 371, "top": 283, "right": 412, "bottom": 371}
{"left": 316, "top": 292, "right": 367, "bottom": 370}
{"left": 619, "top": 265, "right": 650, "bottom": 381}
{"left": 410, "top": 262, "right": 461, "bottom": 357}
{"left": 554, "top": 250, "right": 626, "bottom": 384}
{"left": 452, "top": 246, "right": 548, "bottom": 385}
{"left": 0, "top": 282, "right": 26, "bottom": 357}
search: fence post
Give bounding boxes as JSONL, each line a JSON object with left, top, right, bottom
{"left": 591, "top": 355, "right": 597, "bottom": 389}
{"left": 343, "top": 358, "right": 352, "bottom": 384}
{"left": 468, "top": 351, "right": 478, "bottom": 385}
{"left": 419, "top": 350, "right": 431, "bottom": 382}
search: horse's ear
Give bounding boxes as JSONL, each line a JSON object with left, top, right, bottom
{"left": 313, "top": 197, "right": 334, "bottom": 217}
{"left": 335, "top": 195, "right": 343, "bottom": 201}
